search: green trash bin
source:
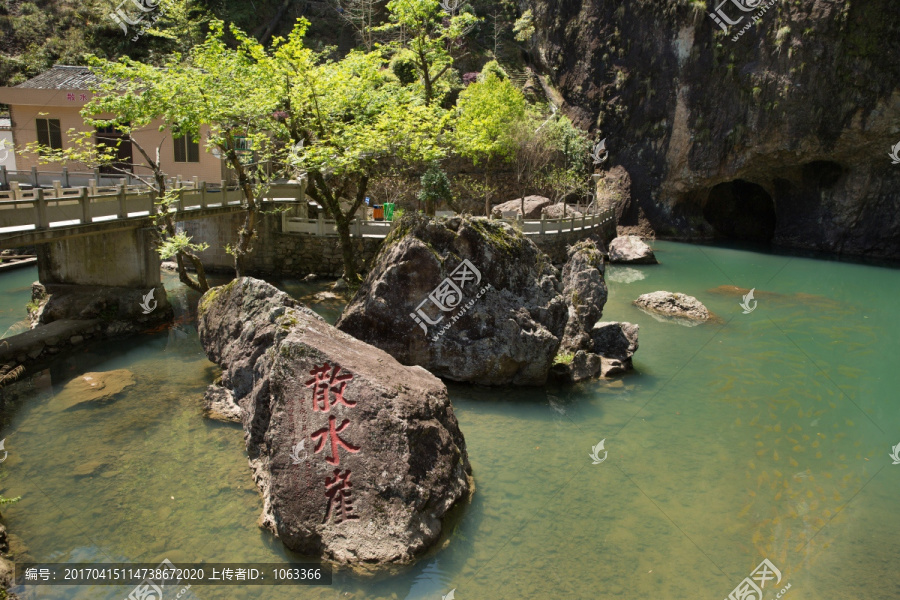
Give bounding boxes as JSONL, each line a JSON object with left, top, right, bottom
{"left": 384, "top": 203, "right": 395, "bottom": 221}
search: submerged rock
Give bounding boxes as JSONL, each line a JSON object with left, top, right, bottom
{"left": 48, "top": 369, "right": 136, "bottom": 411}
{"left": 607, "top": 235, "right": 658, "bottom": 264}
{"left": 634, "top": 291, "right": 710, "bottom": 323}
{"left": 199, "top": 277, "right": 472, "bottom": 570}
{"left": 337, "top": 215, "right": 567, "bottom": 386}
{"left": 491, "top": 195, "right": 551, "bottom": 218}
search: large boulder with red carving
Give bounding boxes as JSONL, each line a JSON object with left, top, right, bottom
{"left": 198, "top": 277, "right": 472, "bottom": 571}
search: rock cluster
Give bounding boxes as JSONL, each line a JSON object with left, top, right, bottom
{"left": 552, "top": 240, "right": 640, "bottom": 381}
{"left": 337, "top": 216, "right": 568, "bottom": 386}
{"left": 199, "top": 277, "right": 472, "bottom": 569}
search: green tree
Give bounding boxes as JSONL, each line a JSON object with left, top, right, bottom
{"left": 418, "top": 162, "right": 452, "bottom": 215}
{"left": 25, "top": 56, "right": 213, "bottom": 292}
{"left": 453, "top": 72, "right": 525, "bottom": 215}
{"left": 164, "top": 21, "right": 285, "bottom": 277}
{"left": 379, "top": 0, "right": 478, "bottom": 105}
{"left": 271, "top": 23, "right": 449, "bottom": 283}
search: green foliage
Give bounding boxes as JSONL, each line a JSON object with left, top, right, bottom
{"left": 512, "top": 10, "right": 535, "bottom": 42}
{"left": 0, "top": 495, "right": 20, "bottom": 506}
{"left": 378, "top": 0, "right": 479, "bottom": 105}
{"left": 454, "top": 73, "right": 525, "bottom": 165}
{"left": 552, "top": 351, "right": 575, "bottom": 366}
{"left": 390, "top": 50, "right": 419, "bottom": 85}
{"left": 418, "top": 163, "right": 453, "bottom": 214}
{"left": 479, "top": 59, "right": 507, "bottom": 81}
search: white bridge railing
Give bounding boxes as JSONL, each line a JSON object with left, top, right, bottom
{"left": 282, "top": 208, "right": 617, "bottom": 239}
{"left": 0, "top": 181, "right": 305, "bottom": 232}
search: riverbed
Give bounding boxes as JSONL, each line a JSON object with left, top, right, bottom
{"left": 0, "top": 241, "right": 897, "bottom": 600}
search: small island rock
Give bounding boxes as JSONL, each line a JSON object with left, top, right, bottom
{"left": 634, "top": 291, "right": 710, "bottom": 322}
{"left": 607, "top": 235, "right": 658, "bottom": 264}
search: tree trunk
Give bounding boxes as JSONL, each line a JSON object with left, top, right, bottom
{"left": 484, "top": 169, "right": 491, "bottom": 217}
{"left": 335, "top": 217, "right": 358, "bottom": 283}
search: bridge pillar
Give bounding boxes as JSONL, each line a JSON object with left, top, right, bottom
{"left": 36, "top": 227, "right": 161, "bottom": 288}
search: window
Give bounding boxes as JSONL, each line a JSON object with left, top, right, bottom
{"left": 36, "top": 118, "right": 62, "bottom": 150}
{"left": 174, "top": 135, "right": 200, "bottom": 163}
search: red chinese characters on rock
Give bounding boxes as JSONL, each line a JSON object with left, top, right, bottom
{"left": 322, "top": 469, "right": 359, "bottom": 524}
{"left": 306, "top": 362, "right": 356, "bottom": 412}
{"left": 304, "top": 362, "right": 361, "bottom": 524}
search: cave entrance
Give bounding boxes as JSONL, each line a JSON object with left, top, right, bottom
{"left": 703, "top": 180, "right": 776, "bottom": 241}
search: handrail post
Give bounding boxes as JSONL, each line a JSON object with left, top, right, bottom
{"left": 177, "top": 187, "right": 185, "bottom": 212}
{"left": 0, "top": 165, "right": 7, "bottom": 189}
{"left": 93, "top": 167, "right": 101, "bottom": 185}
{"left": 62, "top": 166, "right": 70, "bottom": 188}
{"left": 317, "top": 213, "right": 324, "bottom": 236}
{"left": 31, "top": 166, "right": 39, "bottom": 187}
{"left": 35, "top": 188, "right": 48, "bottom": 229}
{"left": 200, "top": 181, "right": 207, "bottom": 208}
{"left": 540, "top": 213, "right": 545, "bottom": 235}
{"left": 220, "top": 180, "right": 227, "bottom": 206}
{"left": 117, "top": 184, "right": 127, "bottom": 219}
{"left": 79, "top": 187, "right": 90, "bottom": 223}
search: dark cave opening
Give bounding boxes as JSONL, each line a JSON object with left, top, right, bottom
{"left": 703, "top": 180, "right": 777, "bottom": 242}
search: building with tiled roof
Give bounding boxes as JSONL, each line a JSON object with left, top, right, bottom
{"left": 0, "top": 66, "right": 225, "bottom": 184}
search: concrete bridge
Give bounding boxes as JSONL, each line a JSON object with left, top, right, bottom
{"left": 0, "top": 181, "right": 305, "bottom": 289}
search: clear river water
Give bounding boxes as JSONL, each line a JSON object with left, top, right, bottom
{"left": 0, "top": 240, "right": 898, "bottom": 600}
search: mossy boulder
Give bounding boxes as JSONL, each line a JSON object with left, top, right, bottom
{"left": 337, "top": 215, "right": 568, "bottom": 386}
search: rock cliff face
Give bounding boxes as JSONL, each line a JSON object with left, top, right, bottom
{"left": 528, "top": 0, "right": 900, "bottom": 258}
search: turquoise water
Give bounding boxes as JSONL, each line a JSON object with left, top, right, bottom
{"left": 0, "top": 267, "right": 36, "bottom": 339}
{"left": 0, "top": 241, "right": 898, "bottom": 600}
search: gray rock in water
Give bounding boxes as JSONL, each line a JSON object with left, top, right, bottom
{"left": 199, "top": 277, "right": 472, "bottom": 570}
{"left": 607, "top": 235, "right": 658, "bottom": 264}
{"left": 336, "top": 215, "right": 568, "bottom": 386}
{"left": 491, "top": 195, "right": 551, "bottom": 219}
{"left": 592, "top": 322, "right": 640, "bottom": 362}
{"left": 634, "top": 291, "right": 710, "bottom": 323}
{"left": 560, "top": 240, "right": 608, "bottom": 353}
